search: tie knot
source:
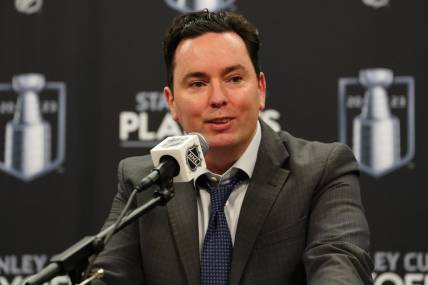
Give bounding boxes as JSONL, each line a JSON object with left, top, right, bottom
{"left": 201, "top": 171, "right": 244, "bottom": 212}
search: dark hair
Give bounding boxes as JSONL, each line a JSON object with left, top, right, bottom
{"left": 163, "top": 9, "right": 261, "bottom": 88}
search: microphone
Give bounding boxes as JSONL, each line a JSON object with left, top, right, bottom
{"left": 137, "top": 133, "right": 208, "bottom": 191}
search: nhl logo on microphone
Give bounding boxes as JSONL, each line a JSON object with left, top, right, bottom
{"left": 186, "top": 145, "right": 202, "bottom": 171}
{"left": 151, "top": 134, "right": 207, "bottom": 182}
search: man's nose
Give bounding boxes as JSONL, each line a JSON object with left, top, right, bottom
{"left": 209, "top": 82, "right": 228, "bottom": 108}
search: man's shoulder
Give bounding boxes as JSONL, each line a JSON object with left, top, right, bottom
{"left": 263, "top": 127, "right": 360, "bottom": 187}
{"left": 279, "top": 130, "right": 350, "bottom": 157}
{"left": 117, "top": 155, "right": 154, "bottom": 187}
{"left": 120, "top": 155, "right": 153, "bottom": 168}
{"left": 268, "top": 127, "right": 357, "bottom": 172}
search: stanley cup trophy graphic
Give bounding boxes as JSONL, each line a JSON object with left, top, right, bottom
{"left": 4, "top": 74, "right": 51, "bottom": 178}
{"left": 165, "top": 0, "right": 235, "bottom": 12}
{"left": 188, "top": 0, "right": 223, "bottom": 10}
{"left": 352, "top": 69, "right": 400, "bottom": 173}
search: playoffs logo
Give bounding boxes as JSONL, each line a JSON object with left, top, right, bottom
{"left": 338, "top": 68, "right": 415, "bottom": 177}
{"left": 372, "top": 251, "right": 428, "bottom": 285}
{"left": 119, "top": 91, "right": 181, "bottom": 148}
{"left": 15, "top": 0, "right": 43, "bottom": 14}
{"left": 0, "top": 74, "right": 66, "bottom": 181}
{"left": 0, "top": 254, "right": 70, "bottom": 285}
{"left": 164, "top": 0, "right": 236, "bottom": 12}
{"left": 362, "top": 0, "right": 390, "bottom": 9}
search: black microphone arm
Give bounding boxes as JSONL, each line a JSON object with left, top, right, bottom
{"left": 23, "top": 182, "right": 172, "bottom": 285}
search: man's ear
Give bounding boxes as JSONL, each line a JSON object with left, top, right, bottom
{"left": 164, "top": 86, "right": 178, "bottom": 121}
{"left": 258, "top": 72, "right": 267, "bottom": 111}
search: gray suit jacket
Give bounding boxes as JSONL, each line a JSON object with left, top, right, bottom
{"left": 92, "top": 121, "right": 373, "bottom": 284}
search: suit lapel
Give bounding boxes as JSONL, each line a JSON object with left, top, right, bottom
{"left": 167, "top": 182, "right": 200, "bottom": 285}
{"left": 230, "top": 122, "right": 290, "bottom": 285}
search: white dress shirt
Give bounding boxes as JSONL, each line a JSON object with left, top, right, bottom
{"left": 194, "top": 122, "right": 262, "bottom": 250}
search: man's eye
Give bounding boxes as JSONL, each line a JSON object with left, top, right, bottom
{"left": 229, "top": 76, "right": 243, "bottom": 83}
{"left": 190, "top": 81, "right": 205, "bottom": 88}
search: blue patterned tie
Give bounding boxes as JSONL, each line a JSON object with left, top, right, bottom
{"left": 200, "top": 172, "right": 243, "bottom": 285}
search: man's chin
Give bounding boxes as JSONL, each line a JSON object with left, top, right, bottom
{"left": 206, "top": 137, "right": 238, "bottom": 150}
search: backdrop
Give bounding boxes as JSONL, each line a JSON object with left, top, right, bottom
{"left": 0, "top": 1, "right": 426, "bottom": 284}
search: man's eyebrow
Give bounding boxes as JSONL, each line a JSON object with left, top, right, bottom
{"left": 222, "top": 64, "right": 246, "bottom": 75}
{"left": 182, "top": 72, "right": 207, "bottom": 83}
{"left": 180, "top": 65, "right": 247, "bottom": 84}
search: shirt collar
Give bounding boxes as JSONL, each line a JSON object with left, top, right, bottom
{"left": 194, "top": 121, "right": 261, "bottom": 186}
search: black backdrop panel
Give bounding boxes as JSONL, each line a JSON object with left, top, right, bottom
{"left": 0, "top": 1, "right": 426, "bottom": 284}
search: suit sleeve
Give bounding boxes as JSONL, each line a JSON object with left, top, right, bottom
{"left": 303, "top": 143, "right": 374, "bottom": 285}
{"left": 90, "top": 159, "right": 144, "bottom": 285}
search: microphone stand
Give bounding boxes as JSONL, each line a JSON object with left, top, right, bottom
{"left": 24, "top": 179, "right": 175, "bottom": 285}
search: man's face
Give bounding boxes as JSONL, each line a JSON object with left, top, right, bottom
{"left": 164, "top": 32, "right": 266, "bottom": 152}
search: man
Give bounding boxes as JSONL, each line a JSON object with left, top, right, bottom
{"left": 92, "top": 10, "right": 373, "bottom": 284}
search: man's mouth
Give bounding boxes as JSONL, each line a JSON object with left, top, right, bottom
{"left": 208, "top": 117, "right": 233, "bottom": 124}
{"left": 205, "top": 117, "right": 234, "bottom": 130}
